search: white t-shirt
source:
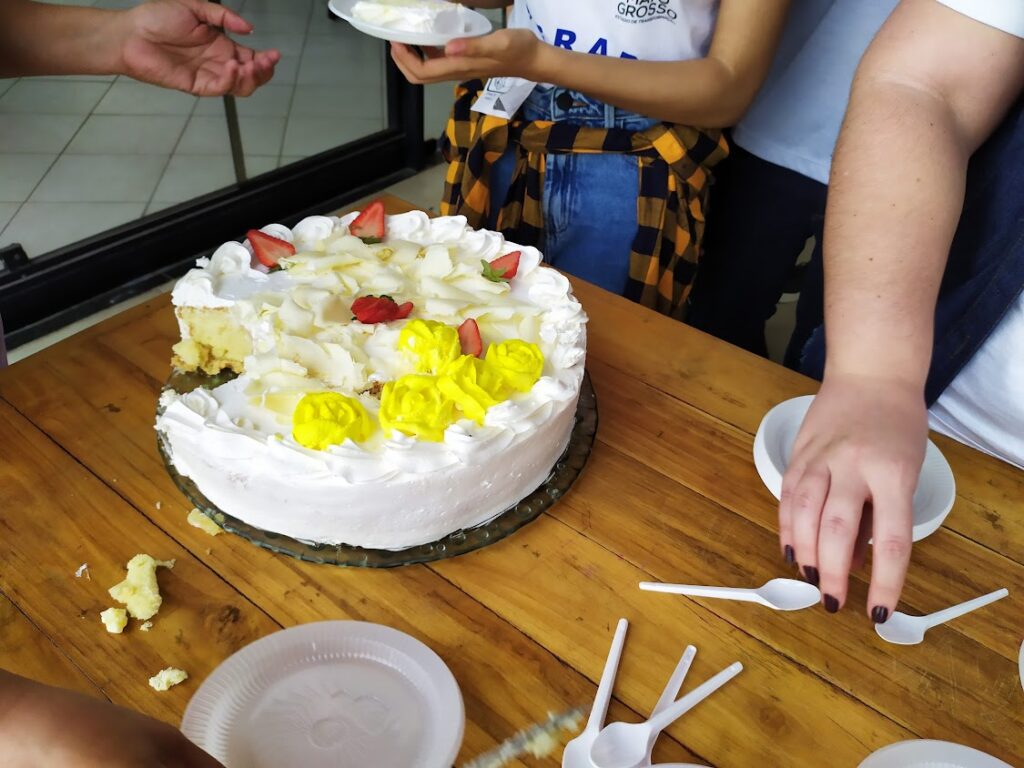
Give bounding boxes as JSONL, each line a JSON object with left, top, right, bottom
{"left": 731, "top": 0, "right": 898, "bottom": 184}
{"left": 511, "top": 0, "right": 718, "bottom": 62}
{"left": 928, "top": 0, "right": 1024, "bottom": 469}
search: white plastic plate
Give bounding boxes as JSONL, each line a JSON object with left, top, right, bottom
{"left": 858, "top": 740, "right": 1014, "bottom": 768}
{"left": 328, "top": 0, "right": 493, "bottom": 47}
{"left": 182, "top": 621, "right": 464, "bottom": 768}
{"left": 753, "top": 395, "right": 956, "bottom": 542}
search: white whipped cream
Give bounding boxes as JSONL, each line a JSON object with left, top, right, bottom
{"left": 158, "top": 212, "right": 587, "bottom": 550}
{"left": 350, "top": 0, "right": 468, "bottom": 34}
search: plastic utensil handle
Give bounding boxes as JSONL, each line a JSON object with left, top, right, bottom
{"left": 639, "top": 583, "right": 763, "bottom": 604}
{"left": 925, "top": 588, "right": 1009, "bottom": 628}
{"left": 647, "top": 662, "right": 744, "bottom": 733}
{"left": 587, "top": 618, "right": 629, "bottom": 732}
{"left": 652, "top": 645, "right": 697, "bottom": 717}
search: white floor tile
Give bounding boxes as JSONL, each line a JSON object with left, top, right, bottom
{"left": 0, "top": 79, "right": 16, "bottom": 98}
{"left": 26, "top": 74, "right": 117, "bottom": 83}
{"left": 94, "top": 81, "right": 198, "bottom": 115}
{"left": 290, "top": 83, "right": 384, "bottom": 119}
{"left": 1, "top": 202, "right": 145, "bottom": 257}
{"left": 306, "top": 14, "right": 361, "bottom": 36}
{"left": 30, "top": 154, "right": 168, "bottom": 202}
{"left": 241, "top": 11, "right": 312, "bottom": 34}
{"left": 241, "top": 0, "right": 312, "bottom": 14}
{"left": 150, "top": 154, "right": 278, "bottom": 205}
{"left": 281, "top": 116, "right": 383, "bottom": 156}
{"left": 425, "top": 82, "right": 455, "bottom": 140}
{"left": 268, "top": 55, "right": 300, "bottom": 84}
{"left": 380, "top": 164, "right": 446, "bottom": 212}
{"left": 0, "top": 114, "right": 85, "bottom": 153}
{"left": 0, "top": 203, "right": 19, "bottom": 231}
{"left": 0, "top": 80, "right": 109, "bottom": 114}
{"left": 297, "top": 46, "right": 385, "bottom": 85}
{"left": 0, "top": 154, "right": 57, "bottom": 202}
{"left": 193, "top": 85, "right": 295, "bottom": 118}
{"left": 176, "top": 115, "right": 286, "bottom": 155}
{"left": 302, "top": 33, "right": 383, "bottom": 59}
{"left": 66, "top": 114, "right": 188, "bottom": 155}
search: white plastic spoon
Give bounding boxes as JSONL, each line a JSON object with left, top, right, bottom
{"left": 562, "top": 618, "right": 629, "bottom": 768}
{"left": 640, "top": 578, "right": 820, "bottom": 611}
{"left": 875, "top": 588, "right": 1008, "bottom": 645}
{"left": 645, "top": 645, "right": 697, "bottom": 764}
{"left": 589, "top": 662, "right": 743, "bottom": 768}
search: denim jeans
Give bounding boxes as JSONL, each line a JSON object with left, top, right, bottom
{"left": 801, "top": 97, "right": 1024, "bottom": 405}
{"left": 488, "top": 85, "right": 659, "bottom": 295}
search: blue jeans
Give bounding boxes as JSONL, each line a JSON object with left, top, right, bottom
{"left": 801, "top": 97, "right": 1024, "bottom": 405}
{"left": 488, "top": 86, "right": 659, "bottom": 295}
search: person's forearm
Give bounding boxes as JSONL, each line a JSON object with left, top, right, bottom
{"left": 0, "top": 0, "right": 127, "bottom": 78}
{"left": 821, "top": 78, "right": 968, "bottom": 389}
{"left": 527, "top": 45, "right": 755, "bottom": 127}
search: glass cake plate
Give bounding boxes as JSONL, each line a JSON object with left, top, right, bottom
{"left": 157, "top": 370, "right": 597, "bottom": 568}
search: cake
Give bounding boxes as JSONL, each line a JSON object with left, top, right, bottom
{"left": 157, "top": 205, "right": 587, "bottom": 550}
{"left": 350, "top": 0, "right": 469, "bottom": 35}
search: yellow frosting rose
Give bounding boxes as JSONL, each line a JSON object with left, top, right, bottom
{"left": 292, "top": 392, "right": 374, "bottom": 450}
{"left": 437, "top": 355, "right": 503, "bottom": 423}
{"left": 379, "top": 374, "right": 456, "bottom": 442}
{"left": 398, "top": 319, "right": 461, "bottom": 373}
{"left": 484, "top": 339, "right": 545, "bottom": 393}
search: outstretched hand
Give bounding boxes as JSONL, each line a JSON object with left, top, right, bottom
{"left": 779, "top": 374, "right": 927, "bottom": 621}
{"left": 119, "top": 0, "right": 279, "bottom": 97}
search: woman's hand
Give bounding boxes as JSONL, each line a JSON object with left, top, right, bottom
{"left": 779, "top": 373, "right": 927, "bottom": 621}
{"left": 390, "top": 28, "right": 543, "bottom": 84}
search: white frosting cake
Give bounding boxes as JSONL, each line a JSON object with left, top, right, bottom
{"left": 350, "top": 0, "right": 469, "bottom": 34}
{"left": 157, "top": 210, "right": 587, "bottom": 550}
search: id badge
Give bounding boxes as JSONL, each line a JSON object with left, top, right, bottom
{"left": 472, "top": 77, "right": 537, "bottom": 119}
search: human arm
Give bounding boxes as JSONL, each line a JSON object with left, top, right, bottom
{"left": 391, "top": 0, "right": 790, "bottom": 127}
{"left": 781, "top": 0, "right": 1024, "bottom": 618}
{"left": 0, "top": 669, "right": 224, "bottom": 767}
{"left": 0, "top": 0, "right": 279, "bottom": 96}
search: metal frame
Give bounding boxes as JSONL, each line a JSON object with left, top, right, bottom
{"left": 0, "top": 59, "right": 427, "bottom": 351}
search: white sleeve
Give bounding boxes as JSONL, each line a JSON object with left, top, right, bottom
{"left": 935, "top": 0, "right": 1024, "bottom": 38}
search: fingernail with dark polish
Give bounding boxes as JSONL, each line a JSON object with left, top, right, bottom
{"left": 802, "top": 565, "right": 819, "bottom": 586}
{"left": 823, "top": 594, "right": 839, "bottom": 613}
{"left": 871, "top": 606, "right": 889, "bottom": 624}
{"left": 784, "top": 545, "right": 795, "bottom": 565}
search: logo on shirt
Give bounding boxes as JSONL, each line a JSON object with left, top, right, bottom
{"left": 615, "top": 0, "right": 678, "bottom": 24}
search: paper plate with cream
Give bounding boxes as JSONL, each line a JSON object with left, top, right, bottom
{"left": 753, "top": 395, "right": 956, "bottom": 542}
{"left": 329, "top": 0, "right": 492, "bottom": 47}
{"left": 858, "top": 740, "right": 1014, "bottom": 768}
{"left": 182, "top": 621, "right": 464, "bottom": 768}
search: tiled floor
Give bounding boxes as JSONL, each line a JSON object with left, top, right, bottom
{"left": 0, "top": 0, "right": 421, "bottom": 259}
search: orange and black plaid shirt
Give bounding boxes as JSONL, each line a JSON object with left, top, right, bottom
{"left": 440, "top": 80, "right": 729, "bottom": 318}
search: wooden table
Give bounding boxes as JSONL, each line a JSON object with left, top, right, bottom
{"left": 1, "top": 194, "right": 1021, "bottom": 767}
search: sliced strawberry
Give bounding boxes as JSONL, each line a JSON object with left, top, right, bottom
{"left": 247, "top": 229, "right": 295, "bottom": 268}
{"left": 349, "top": 200, "right": 386, "bottom": 243}
{"left": 482, "top": 250, "right": 521, "bottom": 282}
{"left": 351, "top": 295, "right": 413, "bottom": 324}
{"left": 458, "top": 318, "right": 483, "bottom": 357}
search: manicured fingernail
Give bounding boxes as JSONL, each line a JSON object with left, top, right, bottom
{"left": 783, "top": 545, "right": 795, "bottom": 565}
{"left": 871, "top": 606, "right": 889, "bottom": 624}
{"left": 823, "top": 594, "right": 839, "bottom": 613}
{"left": 802, "top": 565, "right": 819, "bottom": 586}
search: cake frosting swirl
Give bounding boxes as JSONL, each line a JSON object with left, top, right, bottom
{"left": 157, "top": 210, "right": 587, "bottom": 550}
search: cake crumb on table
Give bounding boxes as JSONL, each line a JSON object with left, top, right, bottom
{"left": 140, "top": 621, "right": 153, "bottom": 632}
{"left": 186, "top": 508, "right": 223, "bottom": 537}
{"left": 148, "top": 667, "right": 188, "bottom": 691}
{"left": 155, "top": 501, "right": 162, "bottom": 510}
{"left": 108, "top": 555, "right": 175, "bottom": 621}
{"left": 74, "top": 563, "right": 90, "bottom": 580}
{"left": 99, "top": 607, "right": 128, "bottom": 634}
